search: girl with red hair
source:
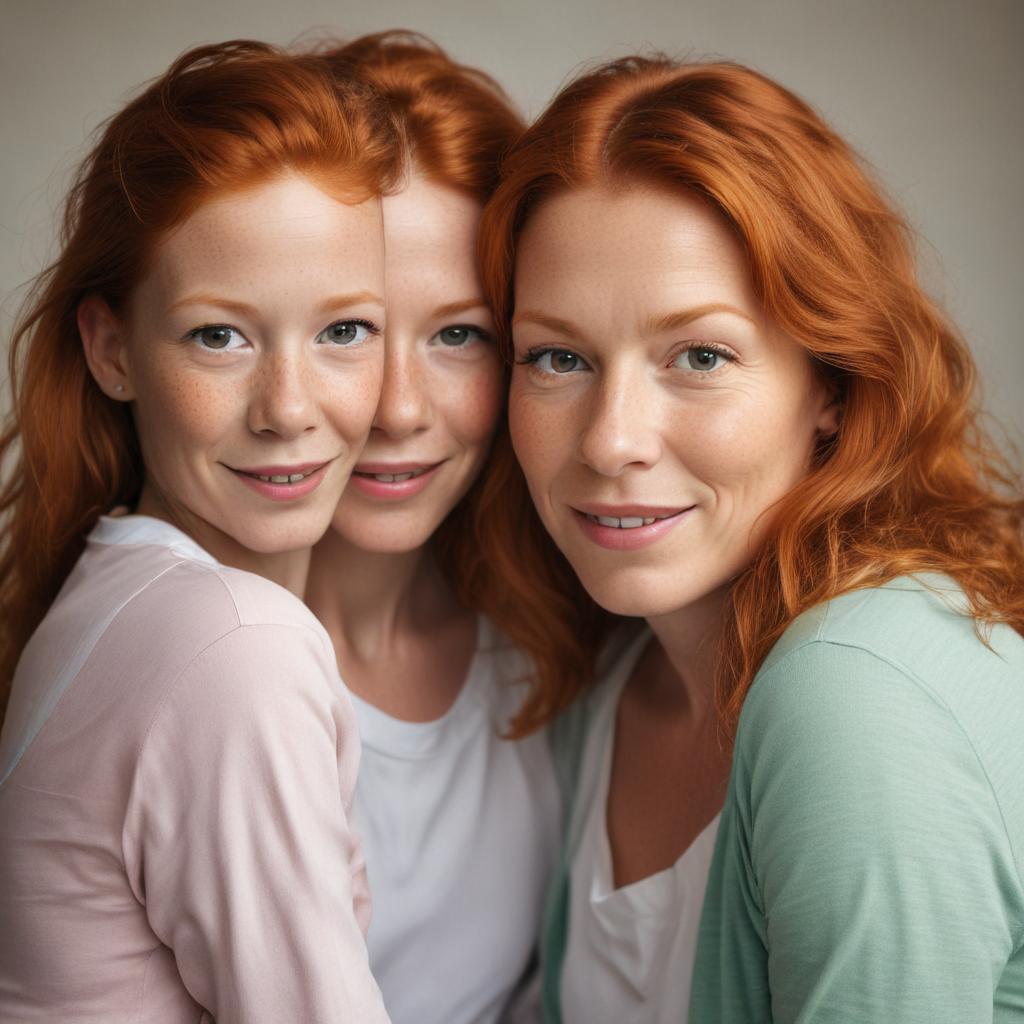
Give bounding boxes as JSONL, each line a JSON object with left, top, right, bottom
{"left": 475, "top": 56, "right": 1024, "bottom": 1022}
{"left": 0, "top": 42, "right": 397, "bottom": 1021}
{"left": 304, "top": 33, "right": 558, "bottom": 1024}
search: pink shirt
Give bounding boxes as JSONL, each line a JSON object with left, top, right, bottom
{"left": 0, "top": 515, "right": 388, "bottom": 1023}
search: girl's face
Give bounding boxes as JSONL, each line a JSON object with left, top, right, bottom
{"left": 328, "top": 171, "right": 504, "bottom": 554}
{"left": 510, "top": 185, "right": 837, "bottom": 619}
{"left": 82, "top": 173, "right": 386, "bottom": 555}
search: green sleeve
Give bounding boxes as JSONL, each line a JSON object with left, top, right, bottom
{"left": 691, "top": 640, "right": 1023, "bottom": 1024}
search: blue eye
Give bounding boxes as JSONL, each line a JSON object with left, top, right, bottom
{"left": 523, "top": 348, "right": 590, "bottom": 374}
{"left": 187, "top": 325, "right": 247, "bottom": 352}
{"left": 317, "top": 319, "right": 378, "bottom": 346}
{"left": 432, "top": 325, "right": 488, "bottom": 348}
{"left": 674, "top": 345, "right": 731, "bottom": 372}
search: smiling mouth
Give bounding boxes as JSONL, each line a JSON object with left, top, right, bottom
{"left": 241, "top": 470, "right": 315, "bottom": 484}
{"left": 582, "top": 512, "right": 682, "bottom": 530}
{"left": 354, "top": 466, "right": 436, "bottom": 483}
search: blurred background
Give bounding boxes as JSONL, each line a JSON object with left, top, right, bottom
{"left": 2, "top": 0, "right": 1021, "bottom": 449}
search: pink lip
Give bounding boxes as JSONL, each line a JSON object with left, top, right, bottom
{"left": 572, "top": 505, "right": 694, "bottom": 551}
{"left": 349, "top": 461, "right": 443, "bottom": 501}
{"left": 227, "top": 460, "right": 332, "bottom": 503}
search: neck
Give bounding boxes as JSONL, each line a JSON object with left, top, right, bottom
{"left": 644, "top": 584, "right": 730, "bottom": 722}
{"left": 306, "top": 530, "right": 454, "bottom": 662}
{"left": 134, "top": 482, "right": 310, "bottom": 597}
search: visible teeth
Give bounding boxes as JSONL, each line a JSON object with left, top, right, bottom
{"left": 370, "top": 469, "right": 426, "bottom": 483}
{"left": 254, "top": 472, "right": 307, "bottom": 483}
{"left": 588, "top": 513, "right": 668, "bottom": 529}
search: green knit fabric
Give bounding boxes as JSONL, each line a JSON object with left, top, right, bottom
{"left": 690, "top": 576, "right": 1024, "bottom": 1023}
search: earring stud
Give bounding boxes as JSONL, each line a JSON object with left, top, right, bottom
{"left": 114, "top": 384, "right": 125, "bottom": 393}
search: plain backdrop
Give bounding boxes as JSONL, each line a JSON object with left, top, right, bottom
{"left": 1, "top": 0, "right": 1021, "bottom": 449}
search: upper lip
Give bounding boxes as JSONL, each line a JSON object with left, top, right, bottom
{"left": 572, "top": 503, "right": 694, "bottom": 517}
{"left": 229, "top": 460, "right": 332, "bottom": 477}
{"left": 354, "top": 461, "right": 443, "bottom": 474}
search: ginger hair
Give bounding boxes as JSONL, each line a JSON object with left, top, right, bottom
{"left": 473, "top": 56, "right": 1023, "bottom": 736}
{"left": 0, "top": 40, "right": 401, "bottom": 712}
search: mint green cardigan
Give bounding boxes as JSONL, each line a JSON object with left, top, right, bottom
{"left": 543, "top": 578, "right": 1024, "bottom": 1022}
{"left": 690, "top": 577, "right": 1024, "bottom": 1022}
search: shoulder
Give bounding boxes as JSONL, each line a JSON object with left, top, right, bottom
{"left": 752, "top": 574, "right": 1023, "bottom": 722}
{"left": 107, "top": 558, "right": 341, "bottom": 726}
{"left": 736, "top": 577, "right": 1024, "bottom": 855}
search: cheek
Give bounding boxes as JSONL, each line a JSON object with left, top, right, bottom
{"left": 134, "top": 363, "right": 239, "bottom": 461}
{"left": 670, "top": 389, "right": 820, "bottom": 499}
{"left": 508, "top": 382, "right": 569, "bottom": 489}
{"left": 443, "top": 358, "right": 505, "bottom": 449}
{"left": 323, "top": 359, "right": 385, "bottom": 440}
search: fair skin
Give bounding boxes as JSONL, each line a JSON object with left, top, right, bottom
{"left": 511, "top": 184, "right": 838, "bottom": 886}
{"left": 306, "top": 170, "right": 504, "bottom": 719}
{"left": 79, "top": 173, "right": 386, "bottom": 595}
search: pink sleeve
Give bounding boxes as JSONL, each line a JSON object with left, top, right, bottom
{"left": 122, "top": 622, "right": 389, "bottom": 1023}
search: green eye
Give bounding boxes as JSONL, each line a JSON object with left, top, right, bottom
{"left": 188, "top": 325, "right": 242, "bottom": 351}
{"left": 688, "top": 347, "right": 719, "bottom": 370}
{"left": 673, "top": 345, "right": 731, "bottom": 372}
{"left": 317, "top": 320, "right": 376, "bottom": 346}
{"left": 529, "top": 349, "right": 588, "bottom": 374}
{"left": 435, "top": 325, "right": 486, "bottom": 347}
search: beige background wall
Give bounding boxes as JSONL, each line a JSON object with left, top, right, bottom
{"left": 2, "top": 0, "right": 1021, "bottom": 448}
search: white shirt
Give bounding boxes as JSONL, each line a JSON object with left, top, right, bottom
{"left": 351, "top": 616, "right": 561, "bottom": 1024}
{"left": 561, "top": 631, "right": 720, "bottom": 1024}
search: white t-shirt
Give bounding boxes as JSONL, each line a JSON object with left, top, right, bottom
{"left": 561, "top": 630, "right": 720, "bottom": 1024}
{"left": 351, "top": 616, "right": 561, "bottom": 1024}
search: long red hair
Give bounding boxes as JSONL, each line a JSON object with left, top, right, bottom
{"left": 474, "top": 56, "right": 1024, "bottom": 735}
{"left": 0, "top": 41, "right": 400, "bottom": 713}
{"left": 319, "top": 31, "right": 525, "bottom": 597}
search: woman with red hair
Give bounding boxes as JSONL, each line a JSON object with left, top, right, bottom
{"left": 305, "top": 33, "right": 558, "bottom": 1024}
{"left": 0, "top": 42, "right": 397, "bottom": 1021}
{"left": 475, "top": 56, "right": 1024, "bottom": 1022}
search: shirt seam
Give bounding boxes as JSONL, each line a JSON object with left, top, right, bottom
{"left": 121, "top": 620, "right": 337, "bottom": 889}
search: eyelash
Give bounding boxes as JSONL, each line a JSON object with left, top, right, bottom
{"left": 183, "top": 318, "right": 382, "bottom": 351}
{"left": 433, "top": 324, "right": 492, "bottom": 348}
{"left": 671, "top": 341, "right": 735, "bottom": 372}
{"left": 516, "top": 341, "right": 736, "bottom": 374}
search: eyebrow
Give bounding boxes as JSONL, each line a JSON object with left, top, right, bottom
{"left": 166, "top": 290, "right": 385, "bottom": 317}
{"left": 512, "top": 302, "right": 756, "bottom": 339}
{"left": 431, "top": 298, "right": 490, "bottom": 320}
{"left": 644, "top": 303, "right": 757, "bottom": 333}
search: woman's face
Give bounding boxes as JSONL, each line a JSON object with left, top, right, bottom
{"left": 510, "top": 185, "right": 837, "bottom": 619}
{"left": 328, "top": 170, "right": 504, "bottom": 554}
{"left": 85, "top": 173, "right": 386, "bottom": 555}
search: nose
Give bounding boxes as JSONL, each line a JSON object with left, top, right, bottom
{"left": 371, "top": 338, "right": 431, "bottom": 439}
{"left": 576, "top": 371, "right": 662, "bottom": 476}
{"left": 247, "top": 348, "right": 319, "bottom": 440}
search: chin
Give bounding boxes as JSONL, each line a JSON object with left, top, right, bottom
{"left": 573, "top": 562, "right": 707, "bottom": 620}
{"left": 230, "top": 514, "right": 329, "bottom": 557}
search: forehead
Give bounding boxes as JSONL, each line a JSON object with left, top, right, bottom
{"left": 382, "top": 173, "right": 482, "bottom": 257}
{"left": 514, "top": 184, "right": 758, "bottom": 321}
{"left": 144, "top": 174, "right": 384, "bottom": 294}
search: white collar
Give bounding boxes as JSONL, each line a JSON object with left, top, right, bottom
{"left": 89, "top": 513, "right": 219, "bottom": 567}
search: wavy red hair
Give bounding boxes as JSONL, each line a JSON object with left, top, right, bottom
{"left": 0, "top": 40, "right": 400, "bottom": 713}
{"left": 318, "top": 31, "right": 525, "bottom": 604}
{"left": 474, "top": 56, "right": 1024, "bottom": 736}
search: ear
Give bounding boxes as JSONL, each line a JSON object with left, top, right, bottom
{"left": 78, "top": 295, "right": 133, "bottom": 401}
{"left": 814, "top": 376, "right": 842, "bottom": 438}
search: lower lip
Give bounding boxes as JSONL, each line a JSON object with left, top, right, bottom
{"left": 230, "top": 463, "right": 330, "bottom": 502}
{"left": 573, "top": 507, "right": 693, "bottom": 551}
{"left": 349, "top": 464, "right": 442, "bottom": 500}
